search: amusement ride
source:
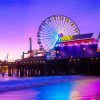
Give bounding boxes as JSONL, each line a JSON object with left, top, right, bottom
{"left": 37, "top": 15, "right": 80, "bottom": 51}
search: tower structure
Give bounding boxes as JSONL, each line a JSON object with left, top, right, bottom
{"left": 28, "top": 37, "right": 33, "bottom": 57}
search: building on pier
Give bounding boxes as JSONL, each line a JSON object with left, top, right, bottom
{"left": 54, "top": 33, "right": 100, "bottom": 59}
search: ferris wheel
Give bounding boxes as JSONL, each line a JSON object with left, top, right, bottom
{"left": 37, "top": 15, "right": 80, "bottom": 51}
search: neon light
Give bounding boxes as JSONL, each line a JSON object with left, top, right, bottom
{"left": 58, "top": 38, "right": 97, "bottom": 46}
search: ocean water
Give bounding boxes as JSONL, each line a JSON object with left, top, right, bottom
{"left": 0, "top": 76, "right": 100, "bottom": 100}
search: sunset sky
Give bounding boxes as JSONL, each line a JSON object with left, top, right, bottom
{"left": 0, "top": 0, "right": 100, "bottom": 60}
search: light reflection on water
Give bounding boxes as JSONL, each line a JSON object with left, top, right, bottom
{"left": 0, "top": 77, "right": 100, "bottom": 100}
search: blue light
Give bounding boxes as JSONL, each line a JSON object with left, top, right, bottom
{"left": 35, "top": 82, "right": 75, "bottom": 100}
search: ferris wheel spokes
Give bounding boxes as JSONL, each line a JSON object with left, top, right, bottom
{"left": 37, "top": 15, "right": 80, "bottom": 51}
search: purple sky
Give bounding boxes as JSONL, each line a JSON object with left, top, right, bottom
{"left": 0, "top": 0, "right": 100, "bottom": 60}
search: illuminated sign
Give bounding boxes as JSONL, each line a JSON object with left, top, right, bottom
{"left": 59, "top": 35, "right": 73, "bottom": 42}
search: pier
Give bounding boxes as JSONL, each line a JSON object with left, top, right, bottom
{"left": 0, "top": 57, "right": 100, "bottom": 77}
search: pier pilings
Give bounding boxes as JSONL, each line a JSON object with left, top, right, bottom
{"left": 0, "top": 57, "right": 100, "bottom": 77}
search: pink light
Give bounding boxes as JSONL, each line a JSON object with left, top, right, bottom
{"left": 67, "top": 43, "right": 73, "bottom": 46}
{"left": 83, "top": 47, "right": 86, "bottom": 51}
{"left": 59, "top": 33, "right": 63, "bottom": 37}
{"left": 74, "top": 43, "right": 79, "bottom": 46}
